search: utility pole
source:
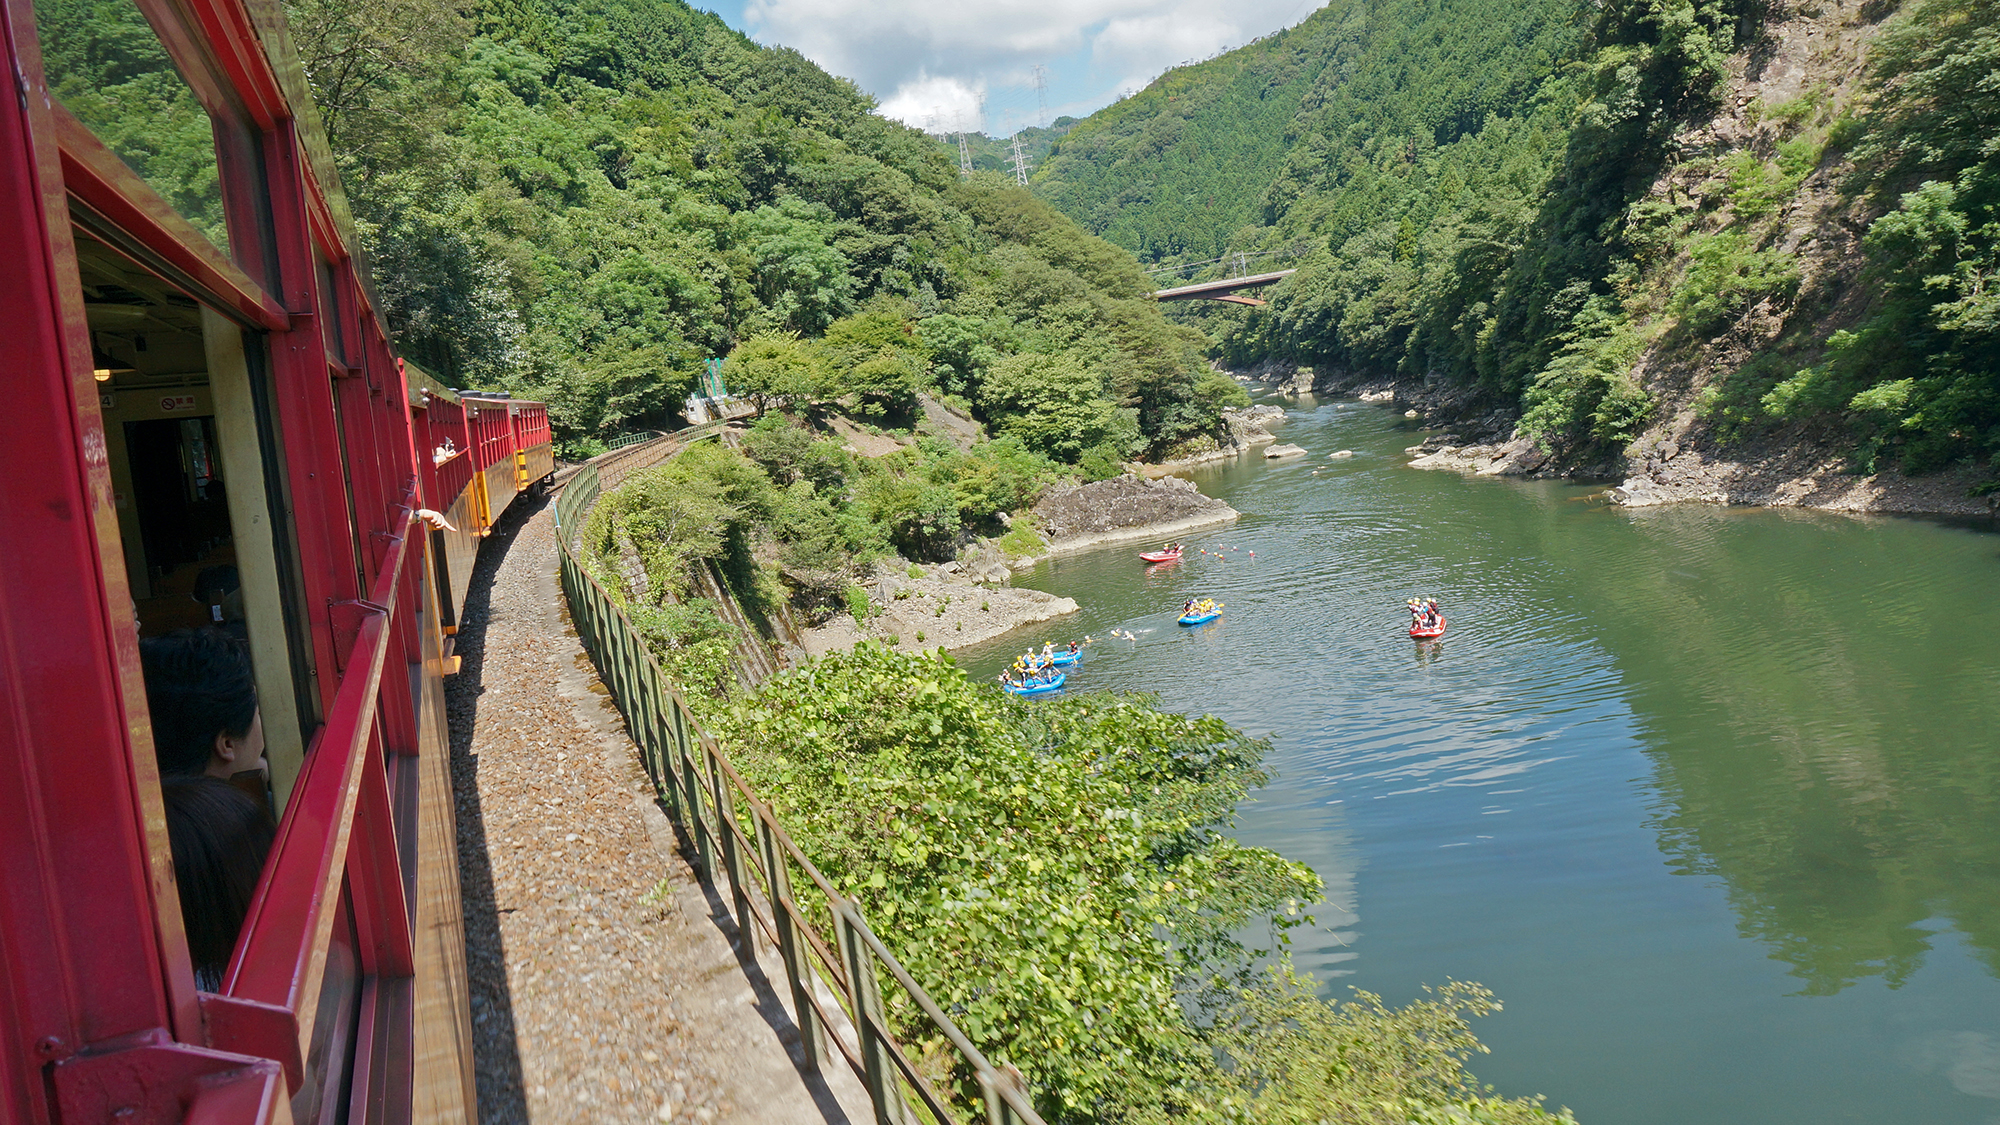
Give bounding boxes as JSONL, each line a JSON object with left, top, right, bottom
{"left": 1009, "top": 133, "right": 1031, "bottom": 186}
{"left": 1031, "top": 64, "right": 1049, "bottom": 128}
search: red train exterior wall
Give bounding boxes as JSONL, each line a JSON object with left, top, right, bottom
{"left": 0, "top": 0, "right": 528, "bottom": 1119}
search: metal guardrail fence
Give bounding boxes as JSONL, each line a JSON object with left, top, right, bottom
{"left": 554, "top": 442, "right": 1046, "bottom": 1125}
{"left": 605, "top": 429, "right": 671, "bottom": 452}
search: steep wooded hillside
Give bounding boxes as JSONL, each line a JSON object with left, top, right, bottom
{"left": 1032, "top": 19, "right": 1348, "bottom": 264}
{"left": 285, "top": 0, "right": 1236, "bottom": 463}
{"left": 1042, "top": 0, "right": 1999, "bottom": 496}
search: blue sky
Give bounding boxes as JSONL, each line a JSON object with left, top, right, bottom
{"left": 695, "top": 0, "right": 1325, "bottom": 136}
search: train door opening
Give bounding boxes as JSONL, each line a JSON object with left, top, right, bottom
{"left": 78, "top": 230, "right": 312, "bottom": 807}
{"left": 123, "top": 415, "right": 232, "bottom": 626}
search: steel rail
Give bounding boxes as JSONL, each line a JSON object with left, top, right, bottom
{"left": 554, "top": 437, "right": 1046, "bottom": 1125}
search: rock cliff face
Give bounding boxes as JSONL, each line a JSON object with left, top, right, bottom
{"left": 1032, "top": 475, "right": 1239, "bottom": 549}
{"left": 1379, "top": 0, "right": 2000, "bottom": 518}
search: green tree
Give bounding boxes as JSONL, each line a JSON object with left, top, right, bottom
{"left": 723, "top": 332, "right": 833, "bottom": 412}
{"left": 975, "top": 353, "right": 1139, "bottom": 463}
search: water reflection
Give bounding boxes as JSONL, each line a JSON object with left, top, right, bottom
{"left": 1539, "top": 501, "right": 2000, "bottom": 995}
{"left": 957, "top": 394, "right": 2000, "bottom": 1123}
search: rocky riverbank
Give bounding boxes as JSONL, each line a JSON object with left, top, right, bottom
{"left": 797, "top": 559, "right": 1078, "bottom": 658}
{"left": 1132, "top": 403, "right": 1287, "bottom": 473}
{"left": 1230, "top": 360, "right": 1997, "bottom": 519}
{"left": 796, "top": 474, "right": 1240, "bottom": 657}
{"left": 1404, "top": 416, "right": 1997, "bottom": 518}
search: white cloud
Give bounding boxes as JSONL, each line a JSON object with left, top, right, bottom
{"left": 741, "top": 0, "right": 1316, "bottom": 133}
{"left": 876, "top": 72, "right": 987, "bottom": 131}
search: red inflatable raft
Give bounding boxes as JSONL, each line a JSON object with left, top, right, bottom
{"left": 1139, "top": 548, "right": 1183, "bottom": 563}
{"left": 1409, "top": 616, "right": 1447, "bottom": 639}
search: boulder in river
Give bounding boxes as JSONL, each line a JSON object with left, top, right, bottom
{"left": 1329, "top": 450, "right": 1353, "bottom": 459}
{"left": 1033, "top": 474, "right": 1236, "bottom": 547}
{"left": 1264, "top": 444, "right": 1307, "bottom": 459}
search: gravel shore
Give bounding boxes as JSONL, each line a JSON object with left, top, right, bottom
{"left": 450, "top": 492, "right": 866, "bottom": 1124}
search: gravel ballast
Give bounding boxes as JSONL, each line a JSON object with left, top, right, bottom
{"left": 450, "top": 492, "right": 865, "bottom": 1124}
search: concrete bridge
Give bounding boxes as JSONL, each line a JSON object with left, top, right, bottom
{"left": 1152, "top": 268, "right": 1296, "bottom": 306}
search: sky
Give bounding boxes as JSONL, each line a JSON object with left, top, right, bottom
{"left": 696, "top": 0, "right": 1327, "bottom": 136}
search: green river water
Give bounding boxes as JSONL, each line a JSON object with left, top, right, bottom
{"left": 959, "top": 393, "right": 2000, "bottom": 1125}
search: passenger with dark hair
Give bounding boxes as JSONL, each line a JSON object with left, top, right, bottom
{"left": 139, "top": 628, "right": 265, "bottom": 779}
{"left": 160, "top": 775, "right": 275, "bottom": 990}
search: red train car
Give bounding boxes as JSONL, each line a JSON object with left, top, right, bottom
{"left": 0, "top": 0, "right": 539, "bottom": 1119}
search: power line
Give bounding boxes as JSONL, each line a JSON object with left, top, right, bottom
{"left": 1140, "top": 243, "right": 1314, "bottom": 276}
{"left": 1031, "top": 64, "right": 1048, "bottom": 129}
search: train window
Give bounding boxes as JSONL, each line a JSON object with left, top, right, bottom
{"left": 35, "top": 0, "right": 231, "bottom": 254}
{"left": 317, "top": 257, "right": 347, "bottom": 365}
{"left": 34, "top": 0, "right": 278, "bottom": 288}
{"left": 79, "top": 231, "right": 312, "bottom": 804}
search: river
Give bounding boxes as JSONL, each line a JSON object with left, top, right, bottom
{"left": 959, "top": 393, "right": 2000, "bottom": 1125}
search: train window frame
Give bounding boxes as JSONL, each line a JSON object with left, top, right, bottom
{"left": 32, "top": 0, "right": 285, "bottom": 296}
{"left": 7, "top": 0, "right": 462, "bottom": 1115}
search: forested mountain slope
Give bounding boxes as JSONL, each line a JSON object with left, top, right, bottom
{"left": 287, "top": 0, "right": 1237, "bottom": 463}
{"left": 1041, "top": 0, "right": 1999, "bottom": 495}
{"left": 1034, "top": 0, "right": 1578, "bottom": 269}
{"left": 1032, "top": 19, "right": 1347, "bottom": 265}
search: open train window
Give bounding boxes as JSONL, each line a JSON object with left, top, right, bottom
{"left": 35, "top": 0, "right": 279, "bottom": 288}
{"left": 79, "top": 230, "right": 315, "bottom": 806}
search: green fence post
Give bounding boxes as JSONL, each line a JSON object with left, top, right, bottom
{"left": 708, "top": 747, "right": 753, "bottom": 947}
{"left": 683, "top": 724, "right": 715, "bottom": 879}
{"left": 837, "top": 903, "right": 910, "bottom": 1125}
{"left": 675, "top": 704, "right": 704, "bottom": 863}
{"left": 758, "top": 817, "right": 825, "bottom": 1073}
{"left": 641, "top": 665, "right": 675, "bottom": 813}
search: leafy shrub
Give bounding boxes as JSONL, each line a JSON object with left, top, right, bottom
{"left": 976, "top": 353, "right": 1141, "bottom": 463}
{"left": 994, "top": 523, "right": 1047, "bottom": 559}
{"left": 1519, "top": 303, "right": 1650, "bottom": 449}
{"left": 1666, "top": 232, "right": 1799, "bottom": 334}
{"left": 1766, "top": 85, "right": 1827, "bottom": 130}
{"left": 712, "top": 645, "right": 1305, "bottom": 1118}
{"left": 627, "top": 600, "right": 739, "bottom": 699}
{"left": 713, "top": 644, "right": 1568, "bottom": 1124}
{"left": 1722, "top": 141, "right": 1816, "bottom": 223}
{"left": 1206, "top": 968, "right": 1578, "bottom": 1124}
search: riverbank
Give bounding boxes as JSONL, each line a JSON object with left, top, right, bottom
{"left": 798, "top": 560, "right": 1079, "bottom": 657}
{"left": 1230, "top": 362, "right": 1997, "bottom": 519}
{"left": 1410, "top": 435, "right": 1998, "bottom": 517}
{"left": 796, "top": 474, "right": 1239, "bottom": 657}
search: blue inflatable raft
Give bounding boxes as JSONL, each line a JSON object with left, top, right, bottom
{"left": 1004, "top": 672, "right": 1067, "bottom": 695}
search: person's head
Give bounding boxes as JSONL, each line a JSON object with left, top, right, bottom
{"left": 160, "top": 775, "right": 275, "bottom": 984}
{"left": 140, "top": 629, "right": 264, "bottom": 779}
